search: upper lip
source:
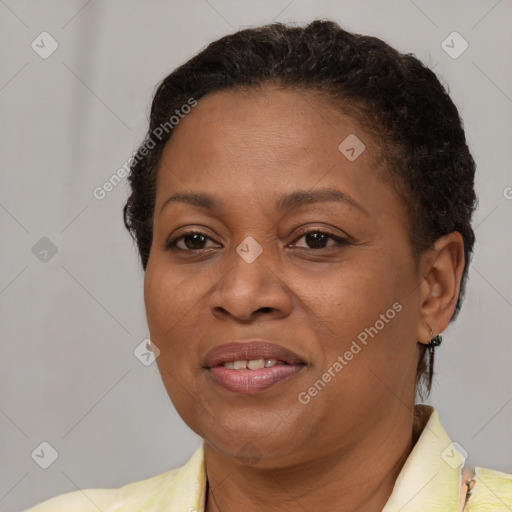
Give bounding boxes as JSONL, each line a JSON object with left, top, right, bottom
{"left": 203, "top": 340, "right": 306, "bottom": 368}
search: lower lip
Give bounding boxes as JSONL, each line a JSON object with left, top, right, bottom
{"left": 207, "top": 365, "right": 305, "bottom": 394}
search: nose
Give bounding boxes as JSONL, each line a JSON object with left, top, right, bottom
{"left": 209, "top": 249, "right": 293, "bottom": 323}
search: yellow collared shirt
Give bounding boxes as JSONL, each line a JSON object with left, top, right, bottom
{"left": 24, "top": 405, "right": 512, "bottom": 511}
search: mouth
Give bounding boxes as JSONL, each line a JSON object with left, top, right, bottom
{"left": 203, "top": 340, "right": 307, "bottom": 394}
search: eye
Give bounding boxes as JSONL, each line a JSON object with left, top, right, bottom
{"left": 166, "top": 230, "right": 220, "bottom": 251}
{"left": 290, "top": 228, "right": 350, "bottom": 250}
{"left": 165, "top": 228, "right": 350, "bottom": 252}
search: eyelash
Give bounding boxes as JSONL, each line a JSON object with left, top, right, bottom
{"left": 165, "top": 228, "right": 350, "bottom": 251}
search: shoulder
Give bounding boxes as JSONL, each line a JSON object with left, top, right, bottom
{"left": 23, "top": 467, "right": 181, "bottom": 512}
{"left": 463, "top": 466, "right": 512, "bottom": 511}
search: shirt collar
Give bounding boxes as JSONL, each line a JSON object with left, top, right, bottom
{"left": 382, "top": 404, "right": 465, "bottom": 511}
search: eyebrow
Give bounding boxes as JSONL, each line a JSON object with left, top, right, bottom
{"left": 159, "top": 187, "right": 369, "bottom": 216}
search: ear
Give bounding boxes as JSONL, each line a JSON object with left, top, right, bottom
{"left": 416, "top": 232, "right": 465, "bottom": 345}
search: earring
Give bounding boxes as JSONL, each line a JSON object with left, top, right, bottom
{"left": 427, "top": 330, "right": 443, "bottom": 355}
{"left": 145, "top": 339, "right": 152, "bottom": 351}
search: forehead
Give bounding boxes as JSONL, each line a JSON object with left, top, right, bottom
{"left": 158, "top": 87, "right": 378, "bottom": 180}
{"left": 151, "top": 88, "right": 407, "bottom": 245}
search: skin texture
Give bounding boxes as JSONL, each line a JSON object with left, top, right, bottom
{"left": 144, "top": 86, "right": 465, "bottom": 511}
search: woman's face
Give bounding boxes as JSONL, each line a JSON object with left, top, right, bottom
{"left": 144, "top": 87, "right": 425, "bottom": 467}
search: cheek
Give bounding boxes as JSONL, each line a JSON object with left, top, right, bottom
{"left": 312, "top": 251, "right": 418, "bottom": 380}
{"left": 314, "top": 254, "right": 408, "bottom": 330}
{"left": 143, "top": 264, "right": 205, "bottom": 424}
{"left": 144, "top": 257, "right": 202, "bottom": 335}
{"left": 144, "top": 264, "right": 189, "bottom": 376}
{"left": 144, "top": 274, "right": 173, "bottom": 340}
{"left": 143, "top": 257, "right": 215, "bottom": 382}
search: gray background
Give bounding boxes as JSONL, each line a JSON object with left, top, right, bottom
{"left": 1, "top": 0, "right": 511, "bottom": 510}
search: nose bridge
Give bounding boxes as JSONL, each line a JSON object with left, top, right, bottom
{"left": 210, "top": 234, "right": 290, "bottom": 319}
{"left": 224, "top": 234, "right": 275, "bottom": 296}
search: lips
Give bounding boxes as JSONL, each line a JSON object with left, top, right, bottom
{"left": 203, "top": 340, "right": 305, "bottom": 368}
{"left": 203, "top": 340, "right": 306, "bottom": 394}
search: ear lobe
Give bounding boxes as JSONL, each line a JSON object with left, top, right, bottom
{"left": 416, "top": 232, "right": 465, "bottom": 344}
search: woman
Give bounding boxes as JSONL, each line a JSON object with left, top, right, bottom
{"left": 25, "top": 19, "right": 511, "bottom": 511}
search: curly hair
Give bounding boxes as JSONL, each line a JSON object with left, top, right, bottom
{"left": 123, "top": 19, "right": 477, "bottom": 399}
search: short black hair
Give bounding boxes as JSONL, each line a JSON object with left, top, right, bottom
{"left": 123, "top": 20, "right": 477, "bottom": 398}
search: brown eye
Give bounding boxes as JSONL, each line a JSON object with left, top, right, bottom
{"left": 166, "top": 229, "right": 350, "bottom": 252}
{"left": 291, "top": 229, "right": 350, "bottom": 250}
{"left": 166, "top": 231, "right": 219, "bottom": 251}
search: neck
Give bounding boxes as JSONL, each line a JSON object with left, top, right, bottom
{"left": 204, "top": 408, "right": 416, "bottom": 512}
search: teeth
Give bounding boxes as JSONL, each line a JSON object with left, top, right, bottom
{"left": 222, "top": 358, "right": 278, "bottom": 369}
{"left": 247, "top": 359, "right": 265, "bottom": 370}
